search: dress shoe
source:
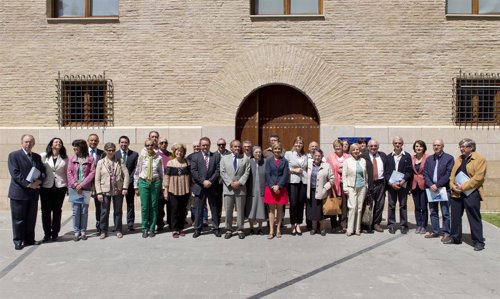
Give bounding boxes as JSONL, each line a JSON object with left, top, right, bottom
{"left": 149, "top": 232, "right": 156, "bottom": 238}
{"left": 42, "top": 236, "right": 51, "bottom": 243}
{"left": 238, "top": 232, "right": 245, "bottom": 239}
{"left": 355, "top": 232, "right": 361, "bottom": 236}
{"left": 373, "top": 224, "right": 384, "bottom": 233}
{"left": 310, "top": 230, "right": 316, "bottom": 235}
{"left": 73, "top": 234, "right": 80, "bottom": 242}
{"left": 179, "top": 231, "right": 186, "bottom": 237}
{"left": 425, "top": 232, "right": 439, "bottom": 238}
{"left": 128, "top": 226, "right": 135, "bottom": 232}
{"left": 346, "top": 232, "right": 353, "bottom": 237}
{"left": 257, "top": 229, "right": 264, "bottom": 235}
{"left": 320, "top": 230, "right": 326, "bottom": 236}
{"left": 51, "top": 235, "right": 59, "bottom": 242}
{"left": 414, "top": 227, "right": 421, "bottom": 234}
{"left": 401, "top": 227, "right": 408, "bottom": 234}
{"left": 224, "top": 231, "right": 232, "bottom": 239}
{"left": 142, "top": 231, "right": 149, "bottom": 238}
{"left": 388, "top": 226, "right": 396, "bottom": 234}
{"left": 24, "top": 240, "right": 41, "bottom": 246}
{"left": 172, "top": 232, "right": 180, "bottom": 238}
{"left": 473, "top": 243, "right": 485, "bottom": 251}
{"left": 116, "top": 232, "right": 123, "bottom": 238}
{"left": 81, "top": 234, "right": 88, "bottom": 240}
{"left": 214, "top": 230, "right": 221, "bottom": 238}
{"left": 443, "top": 237, "right": 461, "bottom": 245}
{"left": 193, "top": 230, "right": 201, "bottom": 238}
{"left": 249, "top": 229, "right": 255, "bottom": 235}
{"left": 99, "top": 233, "right": 107, "bottom": 240}
{"left": 14, "top": 243, "right": 23, "bottom": 250}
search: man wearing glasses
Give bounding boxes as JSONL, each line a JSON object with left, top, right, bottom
{"left": 215, "top": 138, "right": 230, "bottom": 223}
{"left": 361, "top": 139, "right": 388, "bottom": 233}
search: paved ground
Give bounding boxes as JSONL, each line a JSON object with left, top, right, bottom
{"left": 0, "top": 209, "right": 499, "bottom": 299}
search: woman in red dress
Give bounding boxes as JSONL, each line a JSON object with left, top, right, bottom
{"left": 264, "top": 142, "right": 289, "bottom": 239}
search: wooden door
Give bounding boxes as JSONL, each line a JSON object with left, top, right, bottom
{"left": 236, "top": 85, "right": 320, "bottom": 150}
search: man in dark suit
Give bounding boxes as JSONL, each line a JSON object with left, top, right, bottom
{"left": 8, "top": 134, "right": 46, "bottom": 250}
{"left": 385, "top": 137, "right": 413, "bottom": 234}
{"left": 88, "top": 133, "right": 104, "bottom": 235}
{"left": 190, "top": 137, "right": 221, "bottom": 238}
{"left": 361, "top": 139, "right": 388, "bottom": 233}
{"left": 423, "top": 139, "right": 454, "bottom": 241}
{"left": 115, "top": 135, "right": 139, "bottom": 231}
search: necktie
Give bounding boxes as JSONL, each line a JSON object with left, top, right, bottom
{"left": 372, "top": 155, "right": 379, "bottom": 180}
{"left": 123, "top": 151, "right": 128, "bottom": 164}
{"left": 90, "top": 149, "right": 96, "bottom": 165}
{"left": 204, "top": 154, "right": 209, "bottom": 169}
{"left": 433, "top": 155, "right": 439, "bottom": 183}
{"left": 233, "top": 156, "right": 238, "bottom": 171}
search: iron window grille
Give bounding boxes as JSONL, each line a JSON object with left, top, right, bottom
{"left": 453, "top": 70, "right": 500, "bottom": 128}
{"left": 56, "top": 72, "right": 114, "bottom": 128}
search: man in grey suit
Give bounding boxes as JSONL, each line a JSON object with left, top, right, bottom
{"left": 190, "top": 137, "right": 221, "bottom": 238}
{"left": 115, "top": 135, "right": 139, "bottom": 231}
{"left": 8, "top": 134, "right": 46, "bottom": 250}
{"left": 220, "top": 140, "right": 251, "bottom": 239}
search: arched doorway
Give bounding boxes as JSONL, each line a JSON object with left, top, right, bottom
{"left": 236, "top": 84, "right": 320, "bottom": 151}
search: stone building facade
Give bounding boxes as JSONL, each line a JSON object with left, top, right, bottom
{"left": 0, "top": 0, "right": 499, "bottom": 209}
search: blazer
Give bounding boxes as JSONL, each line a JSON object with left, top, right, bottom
{"left": 423, "top": 152, "right": 455, "bottom": 190}
{"left": 284, "top": 151, "right": 308, "bottom": 184}
{"left": 450, "top": 152, "right": 487, "bottom": 200}
{"left": 8, "top": 149, "right": 46, "bottom": 200}
{"left": 360, "top": 151, "right": 388, "bottom": 191}
{"left": 411, "top": 154, "right": 428, "bottom": 190}
{"left": 384, "top": 151, "right": 413, "bottom": 188}
{"left": 190, "top": 151, "right": 220, "bottom": 196}
{"left": 306, "top": 162, "right": 334, "bottom": 200}
{"left": 115, "top": 149, "right": 139, "bottom": 187}
{"left": 67, "top": 155, "right": 96, "bottom": 190}
{"left": 94, "top": 158, "right": 130, "bottom": 195}
{"left": 40, "top": 152, "right": 68, "bottom": 188}
{"left": 265, "top": 157, "right": 289, "bottom": 188}
{"left": 220, "top": 154, "right": 251, "bottom": 196}
{"left": 89, "top": 148, "right": 104, "bottom": 165}
{"left": 342, "top": 157, "right": 368, "bottom": 190}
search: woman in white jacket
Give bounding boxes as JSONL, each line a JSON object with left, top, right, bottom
{"left": 342, "top": 143, "right": 368, "bottom": 236}
{"left": 40, "top": 137, "right": 68, "bottom": 242}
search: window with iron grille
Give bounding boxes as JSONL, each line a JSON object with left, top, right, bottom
{"left": 453, "top": 72, "right": 500, "bottom": 127}
{"left": 56, "top": 73, "right": 113, "bottom": 127}
{"left": 251, "top": 0, "right": 323, "bottom": 15}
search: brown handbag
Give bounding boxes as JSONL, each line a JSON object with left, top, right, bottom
{"left": 322, "top": 190, "right": 342, "bottom": 216}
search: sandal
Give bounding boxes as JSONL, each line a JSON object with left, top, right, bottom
{"left": 267, "top": 233, "right": 275, "bottom": 240}
{"left": 276, "top": 232, "right": 282, "bottom": 238}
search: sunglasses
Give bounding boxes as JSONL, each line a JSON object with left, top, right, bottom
{"left": 217, "top": 144, "right": 226, "bottom": 146}
{"left": 159, "top": 142, "right": 168, "bottom": 144}
{"left": 145, "top": 144, "right": 154, "bottom": 147}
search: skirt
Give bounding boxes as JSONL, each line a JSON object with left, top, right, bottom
{"left": 307, "top": 188, "right": 324, "bottom": 221}
{"left": 263, "top": 186, "right": 289, "bottom": 205}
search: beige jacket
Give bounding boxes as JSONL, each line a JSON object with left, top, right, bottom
{"left": 95, "top": 158, "right": 130, "bottom": 195}
{"left": 306, "top": 162, "right": 334, "bottom": 200}
{"left": 342, "top": 157, "right": 368, "bottom": 190}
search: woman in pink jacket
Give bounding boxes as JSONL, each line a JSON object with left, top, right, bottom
{"left": 326, "top": 139, "right": 350, "bottom": 233}
{"left": 411, "top": 140, "right": 428, "bottom": 234}
{"left": 67, "top": 139, "right": 96, "bottom": 242}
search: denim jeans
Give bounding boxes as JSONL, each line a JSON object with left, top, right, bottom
{"left": 429, "top": 199, "right": 450, "bottom": 236}
{"left": 72, "top": 203, "right": 89, "bottom": 234}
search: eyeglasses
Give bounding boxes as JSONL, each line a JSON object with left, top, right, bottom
{"left": 159, "top": 142, "right": 167, "bottom": 144}
{"left": 217, "top": 144, "right": 226, "bottom": 147}
{"left": 145, "top": 144, "right": 154, "bottom": 147}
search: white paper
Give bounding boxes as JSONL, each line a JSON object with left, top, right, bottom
{"left": 426, "top": 187, "right": 449, "bottom": 202}
{"left": 388, "top": 170, "right": 404, "bottom": 184}
{"left": 26, "top": 166, "right": 41, "bottom": 183}
{"left": 455, "top": 171, "right": 474, "bottom": 196}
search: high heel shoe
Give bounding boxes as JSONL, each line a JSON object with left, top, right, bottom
{"left": 296, "top": 226, "right": 302, "bottom": 236}
{"left": 291, "top": 225, "right": 297, "bottom": 236}
{"left": 267, "top": 233, "right": 275, "bottom": 240}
